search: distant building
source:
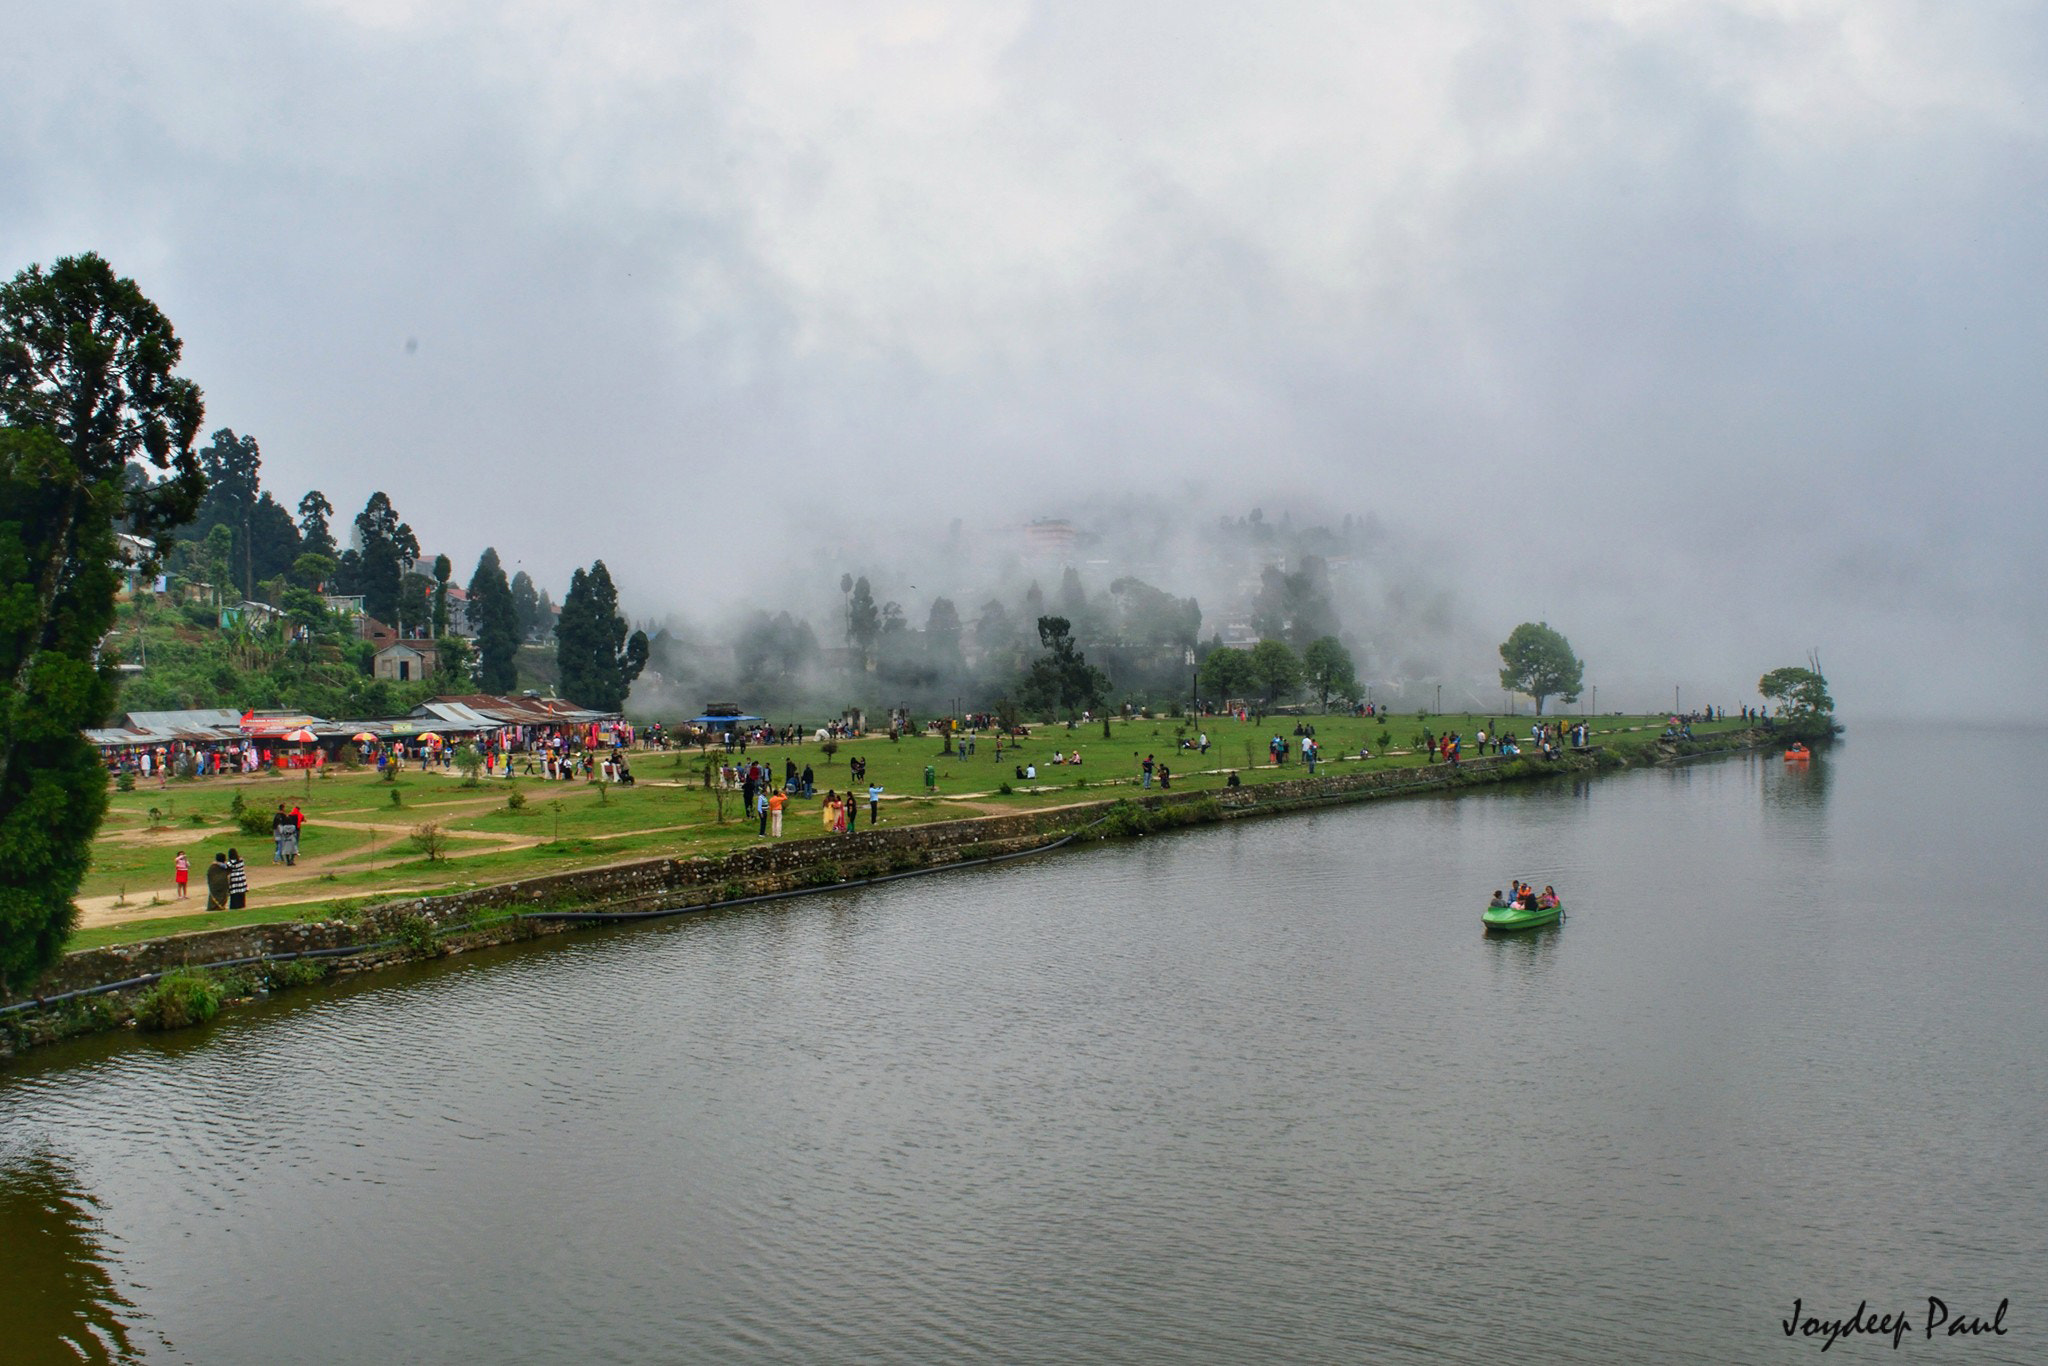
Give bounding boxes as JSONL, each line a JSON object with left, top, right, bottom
{"left": 110, "top": 533, "right": 165, "bottom": 597}
{"left": 325, "top": 593, "right": 367, "bottom": 619}
{"left": 1023, "top": 519, "right": 1076, "bottom": 556}
{"left": 373, "top": 640, "right": 438, "bottom": 682}
{"left": 1217, "top": 621, "right": 1262, "bottom": 648}
{"left": 443, "top": 584, "right": 473, "bottom": 637}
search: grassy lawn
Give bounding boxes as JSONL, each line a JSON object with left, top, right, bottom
{"left": 66, "top": 896, "right": 392, "bottom": 953}
{"left": 79, "top": 820, "right": 381, "bottom": 902}
{"left": 74, "top": 710, "right": 1739, "bottom": 948}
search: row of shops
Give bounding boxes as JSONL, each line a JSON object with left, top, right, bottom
{"left": 87, "top": 695, "right": 627, "bottom": 774}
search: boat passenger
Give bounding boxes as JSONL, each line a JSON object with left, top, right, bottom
{"left": 1538, "top": 886, "right": 1558, "bottom": 909}
{"left": 1489, "top": 890, "right": 1509, "bottom": 909}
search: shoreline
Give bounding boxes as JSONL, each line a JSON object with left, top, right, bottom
{"left": 1, "top": 723, "right": 1816, "bottom": 1061}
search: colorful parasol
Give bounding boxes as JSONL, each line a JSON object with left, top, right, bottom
{"left": 351, "top": 731, "right": 378, "bottom": 743}
{"left": 415, "top": 732, "right": 444, "bottom": 747}
{"left": 280, "top": 727, "right": 319, "bottom": 743}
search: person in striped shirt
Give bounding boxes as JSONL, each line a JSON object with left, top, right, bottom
{"left": 227, "top": 848, "right": 248, "bottom": 910}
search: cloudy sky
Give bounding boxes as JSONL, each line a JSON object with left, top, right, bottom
{"left": 6, "top": 1, "right": 2044, "bottom": 714}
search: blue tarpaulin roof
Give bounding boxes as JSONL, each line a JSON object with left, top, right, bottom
{"left": 688, "top": 714, "right": 764, "bottom": 724}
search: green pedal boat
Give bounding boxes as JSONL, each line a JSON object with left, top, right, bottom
{"left": 1482, "top": 901, "right": 1564, "bottom": 932}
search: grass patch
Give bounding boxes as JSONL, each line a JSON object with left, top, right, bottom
{"left": 135, "top": 969, "right": 225, "bottom": 1031}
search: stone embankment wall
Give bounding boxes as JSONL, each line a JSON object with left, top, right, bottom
{"left": 2, "top": 725, "right": 1781, "bottom": 1053}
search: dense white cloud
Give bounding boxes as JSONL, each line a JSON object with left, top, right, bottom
{"left": 4, "top": 1, "right": 2044, "bottom": 712}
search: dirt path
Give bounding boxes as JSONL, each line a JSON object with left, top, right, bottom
{"left": 73, "top": 821, "right": 550, "bottom": 930}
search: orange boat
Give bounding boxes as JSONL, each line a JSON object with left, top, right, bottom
{"left": 1784, "top": 744, "right": 1811, "bottom": 762}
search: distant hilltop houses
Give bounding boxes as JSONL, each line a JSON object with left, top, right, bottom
{"left": 1023, "top": 519, "right": 1076, "bottom": 556}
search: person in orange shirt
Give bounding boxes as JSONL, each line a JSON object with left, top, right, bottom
{"left": 767, "top": 789, "right": 786, "bottom": 837}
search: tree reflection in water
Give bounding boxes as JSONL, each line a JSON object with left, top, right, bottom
{"left": 0, "top": 1150, "right": 155, "bottom": 1364}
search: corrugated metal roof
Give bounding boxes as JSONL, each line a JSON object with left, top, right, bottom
{"left": 411, "top": 701, "right": 500, "bottom": 728}
{"left": 428, "top": 694, "right": 618, "bottom": 725}
{"left": 121, "top": 709, "right": 244, "bottom": 732}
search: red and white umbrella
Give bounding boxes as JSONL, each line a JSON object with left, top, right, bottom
{"left": 280, "top": 727, "right": 319, "bottom": 744}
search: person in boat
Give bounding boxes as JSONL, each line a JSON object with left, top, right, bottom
{"left": 1489, "top": 890, "right": 1509, "bottom": 909}
{"left": 1537, "top": 885, "right": 1559, "bottom": 909}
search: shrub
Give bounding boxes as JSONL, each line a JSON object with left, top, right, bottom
{"left": 266, "top": 957, "right": 331, "bottom": 990}
{"left": 998, "top": 781, "right": 1013, "bottom": 795}
{"left": 505, "top": 785, "right": 526, "bottom": 812}
{"left": 238, "top": 806, "right": 275, "bottom": 837}
{"left": 115, "top": 771, "right": 136, "bottom": 792}
{"left": 410, "top": 822, "right": 447, "bottom": 860}
{"left": 392, "top": 913, "right": 440, "bottom": 958}
{"left": 382, "top": 766, "right": 397, "bottom": 783}
{"left": 187, "top": 812, "right": 207, "bottom": 826}
{"left": 136, "top": 970, "right": 223, "bottom": 1031}
{"left": 388, "top": 787, "right": 403, "bottom": 807}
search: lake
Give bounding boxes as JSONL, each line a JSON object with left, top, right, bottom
{"left": 3, "top": 726, "right": 2043, "bottom": 1363}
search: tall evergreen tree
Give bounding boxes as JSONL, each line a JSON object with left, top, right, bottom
{"left": 554, "top": 560, "right": 647, "bottom": 711}
{"left": 431, "top": 554, "right": 452, "bottom": 637}
{"left": 296, "top": 490, "right": 336, "bottom": 558}
{"left": 352, "top": 491, "right": 418, "bottom": 624}
{"left": 191, "top": 429, "right": 260, "bottom": 535}
{"left": 847, "top": 576, "right": 880, "bottom": 662}
{"left": 189, "top": 428, "right": 265, "bottom": 596}
{"left": 396, "top": 568, "right": 433, "bottom": 637}
{"left": 0, "top": 253, "right": 205, "bottom": 989}
{"left": 246, "top": 491, "right": 302, "bottom": 590}
{"left": 925, "top": 597, "right": 963, "bottom": 672}
{"left": 1017, "top": 616, "right": 1108, "bottom": 719}
{"left": 467, "top": 547, "right": 519, "bottom": 692}
{"left": 510, "top": 570, "right": 541, "bottom": 640}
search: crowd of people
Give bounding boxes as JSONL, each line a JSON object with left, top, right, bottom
{"left": 1490, "top": 882, "right": 1561, "bottom": 912}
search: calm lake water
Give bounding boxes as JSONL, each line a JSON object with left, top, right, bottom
{"left": 3, "top": 728, "right": 2044, "bottom": 1364}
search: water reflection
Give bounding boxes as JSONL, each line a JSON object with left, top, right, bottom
{"left": 0, "top": 1150, "right": 155, "bottom": 1364}
{"left": 1482, "top": 922, "right": 1565, "bottom": 976}
{"left": 1760, "top": 747, "right": 1834, "bottom": 855}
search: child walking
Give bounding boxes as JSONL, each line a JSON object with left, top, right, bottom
{"left": 174, "top": 851, "right": 189, "bottom": 899}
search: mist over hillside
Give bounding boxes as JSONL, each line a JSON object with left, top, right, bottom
{"left": 629, "top": 496, "right": 1542, "bottom": 720}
